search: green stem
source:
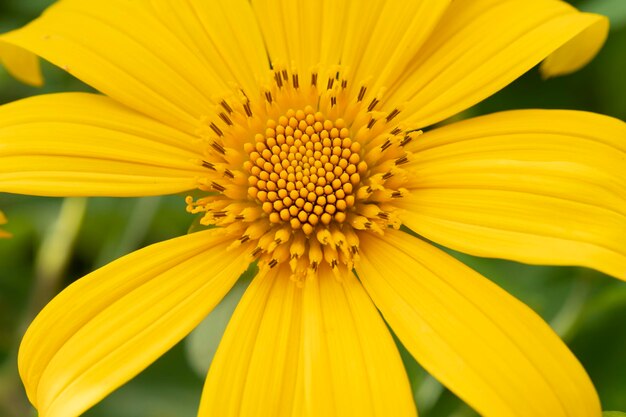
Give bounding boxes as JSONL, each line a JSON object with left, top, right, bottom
{"left": 0, "top": 197, "right": 87, "bottom": 417}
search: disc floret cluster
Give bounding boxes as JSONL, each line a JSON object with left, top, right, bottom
{"left": 186, "top": 68, "right": 418, "bottom": 281}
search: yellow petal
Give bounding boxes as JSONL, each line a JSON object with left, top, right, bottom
{"left": 198, "top": 265, "right": 304, "bottom": 417}
{"left": 341, "top": 0, "right": 451, "bottom": 97}
{"left": 540, "top": 12, "right": 609, "bottom": 78}
{"left": 199, "top": 265, "right": 416, "bottom": 417}
{"left": 0, "top": 0, "right": 267, "bottom": 133}
{"left": 301, "top": 268, "right": 416, "bottom": 417}
{"left": 252, "top": 0, "right": 449, "bottom": 96}
{"left": 0, "top": 93, "right": 206, "bottom": 197}
{"left": 357, "top": 230, "right": 601, "bottom": 417}
{"left": 401, "top": 110, "right": 626, "bottom": 280}
{"left": 385, "top": 0, "right": 608, "bottom": 128}
{"left": 19, "top": 229, "right": 250, "bottom": 417}
{"left": 0, "top": 210, "right": 10, "bottom": 238}
{"left": 0, "top": 41, "right": 42, "bottom": 86}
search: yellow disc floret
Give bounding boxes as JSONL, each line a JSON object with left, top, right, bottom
{"left": 244, "top": 106, "right": 366, "bottom": 235}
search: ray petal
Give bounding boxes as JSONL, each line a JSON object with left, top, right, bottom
{"left": 19, "top": 229, "right": 251, "bottom": 417}
{"left": 199, "top": 266, "right": 416, "bottom": 417}
{"left": 0, "top": 0, "right": 268, "bottom": 132}
{"left": 401, "top": 110, "right": 626, "bottom": 280}
{"left": 385, "top": 0, "right": 608, "bottom": 128}
{"left": 357, "top": 230, "right": 601, "bottom": 417}
{"left": 0, "top": 93, "right": 206, "bottom": 197}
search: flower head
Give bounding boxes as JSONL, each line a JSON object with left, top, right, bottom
{"left": 0, "top": 1, "right": 624, "bottom": 417}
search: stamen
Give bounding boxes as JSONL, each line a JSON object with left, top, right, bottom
{"left": 386, "top": 108, "right": 400, "bottom": 122}
{"left": 358, "top": 86, "right": 367, "bottom": 102}
{"left": 367, "top": 98, "right": 379, "bottom": 111}
{"left": 219, "top": 112, "right": 233, "bottom": 126}
{"left": 220, "top": 100, "right": 233, "bottom": 114}
{"left": 209, "top": 122, "right": 223, "bottom": 136}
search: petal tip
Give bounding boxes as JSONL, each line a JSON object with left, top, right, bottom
{"left": 540, "top": 13, "right": 609, "bottom": 79}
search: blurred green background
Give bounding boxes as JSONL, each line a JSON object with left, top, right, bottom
{"left": 0, "top": 1, "right": 625, "bottom": 416}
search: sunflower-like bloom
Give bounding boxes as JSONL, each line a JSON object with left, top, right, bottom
{"left": 1, "top": 1, "right": 624, "bottom": 417}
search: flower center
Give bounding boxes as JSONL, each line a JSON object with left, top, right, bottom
{"left": 186, "top": 67, "right": 419, "bottom": 280}
{"left": 244, "top": 106, "right": 365, "bottom": 235}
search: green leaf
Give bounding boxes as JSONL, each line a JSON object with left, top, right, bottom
{"left": 579, "top": 0, "right": 626, "bottom": 30}
{"left": 603, "top": 412, "right": 626, "bottom": 417}
{"left": 184, "top": 264, "right": 257, "bottom": 377}
{"left": 568, "top": 284, "right": 626, "bottom": 412}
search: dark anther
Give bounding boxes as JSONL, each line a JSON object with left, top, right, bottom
{"left": 274, "top": 71, "right": 283, "bottom": 88}
{"left": 367, "top": 118, "right": 377, "bottom": 129}
{"left": 395, "top": 156, "right": 409, "bottom": 165}
{"left": 201, "top": 160, "right": 215, "bottom": 170}
{"left": 367, "top": 98, "right": 379, "bottom": 111}
{"left": 219, "top": 112, "right": 233, "bottom": 126}
{"left": 211, "top": 141, "right": 226, "bottom": 154}
{"left": 386, "top": 108, "right": 400, "bottom": 122}
{"left": 311, "top": 73, "right": 318, "bottom": 87}
{"left": 211, "top": 182, "right": 226, "bottom": 192}
{"left": 224, "top": 169, "right": 234, "bottom": 179}
{"left": 220, "top": 100, "right": 233, "bottom": 114}
{"left": 209, "top": 122, "right": 223, "bottom": 136}
{"left": 244, "top": 102, "right": 253, "bottom": 117}
{"left": 358, "top": 86, "right": 367, "bottom": 102}
{"left": 292, "top": 73, "right": 300, "bottom": 89}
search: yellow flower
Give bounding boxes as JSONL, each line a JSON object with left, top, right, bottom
{"left": 0, "top": 210, "right": 11, "bottom": 238}
{"left": 0, "top": 1, "right": 624, "bottom": 417}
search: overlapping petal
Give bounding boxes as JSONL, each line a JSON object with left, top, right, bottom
{"left": 199, "top": 265, "right": 416, "bottom": 417}
{"left": 357, "top": 230, "right": 601, "bottom": 417}
{"left": 0, "top": 0, "right": 268, "bottom": 132}
{"left": 301, "top": 269, "right": 416, "bottom": 417}
{"left": 0, "top": 41, "right": 42, "bottom": 86}
{"left": 198, "top": 266, "right": 304, "bottom": 417}
{"left": 252, "top": 0, "right": 450, "bottom": 97}
{"left": 0, "top": 93, "right": 207, "bottom": 197}
{"left": 401, "top": 110, "right": 626, "bottom": 280}
{"left": 384, "top": 0, "right": 608, "bottom": 128}
{"left": 19, "top": 229, "right": 251, "bottom": 417}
